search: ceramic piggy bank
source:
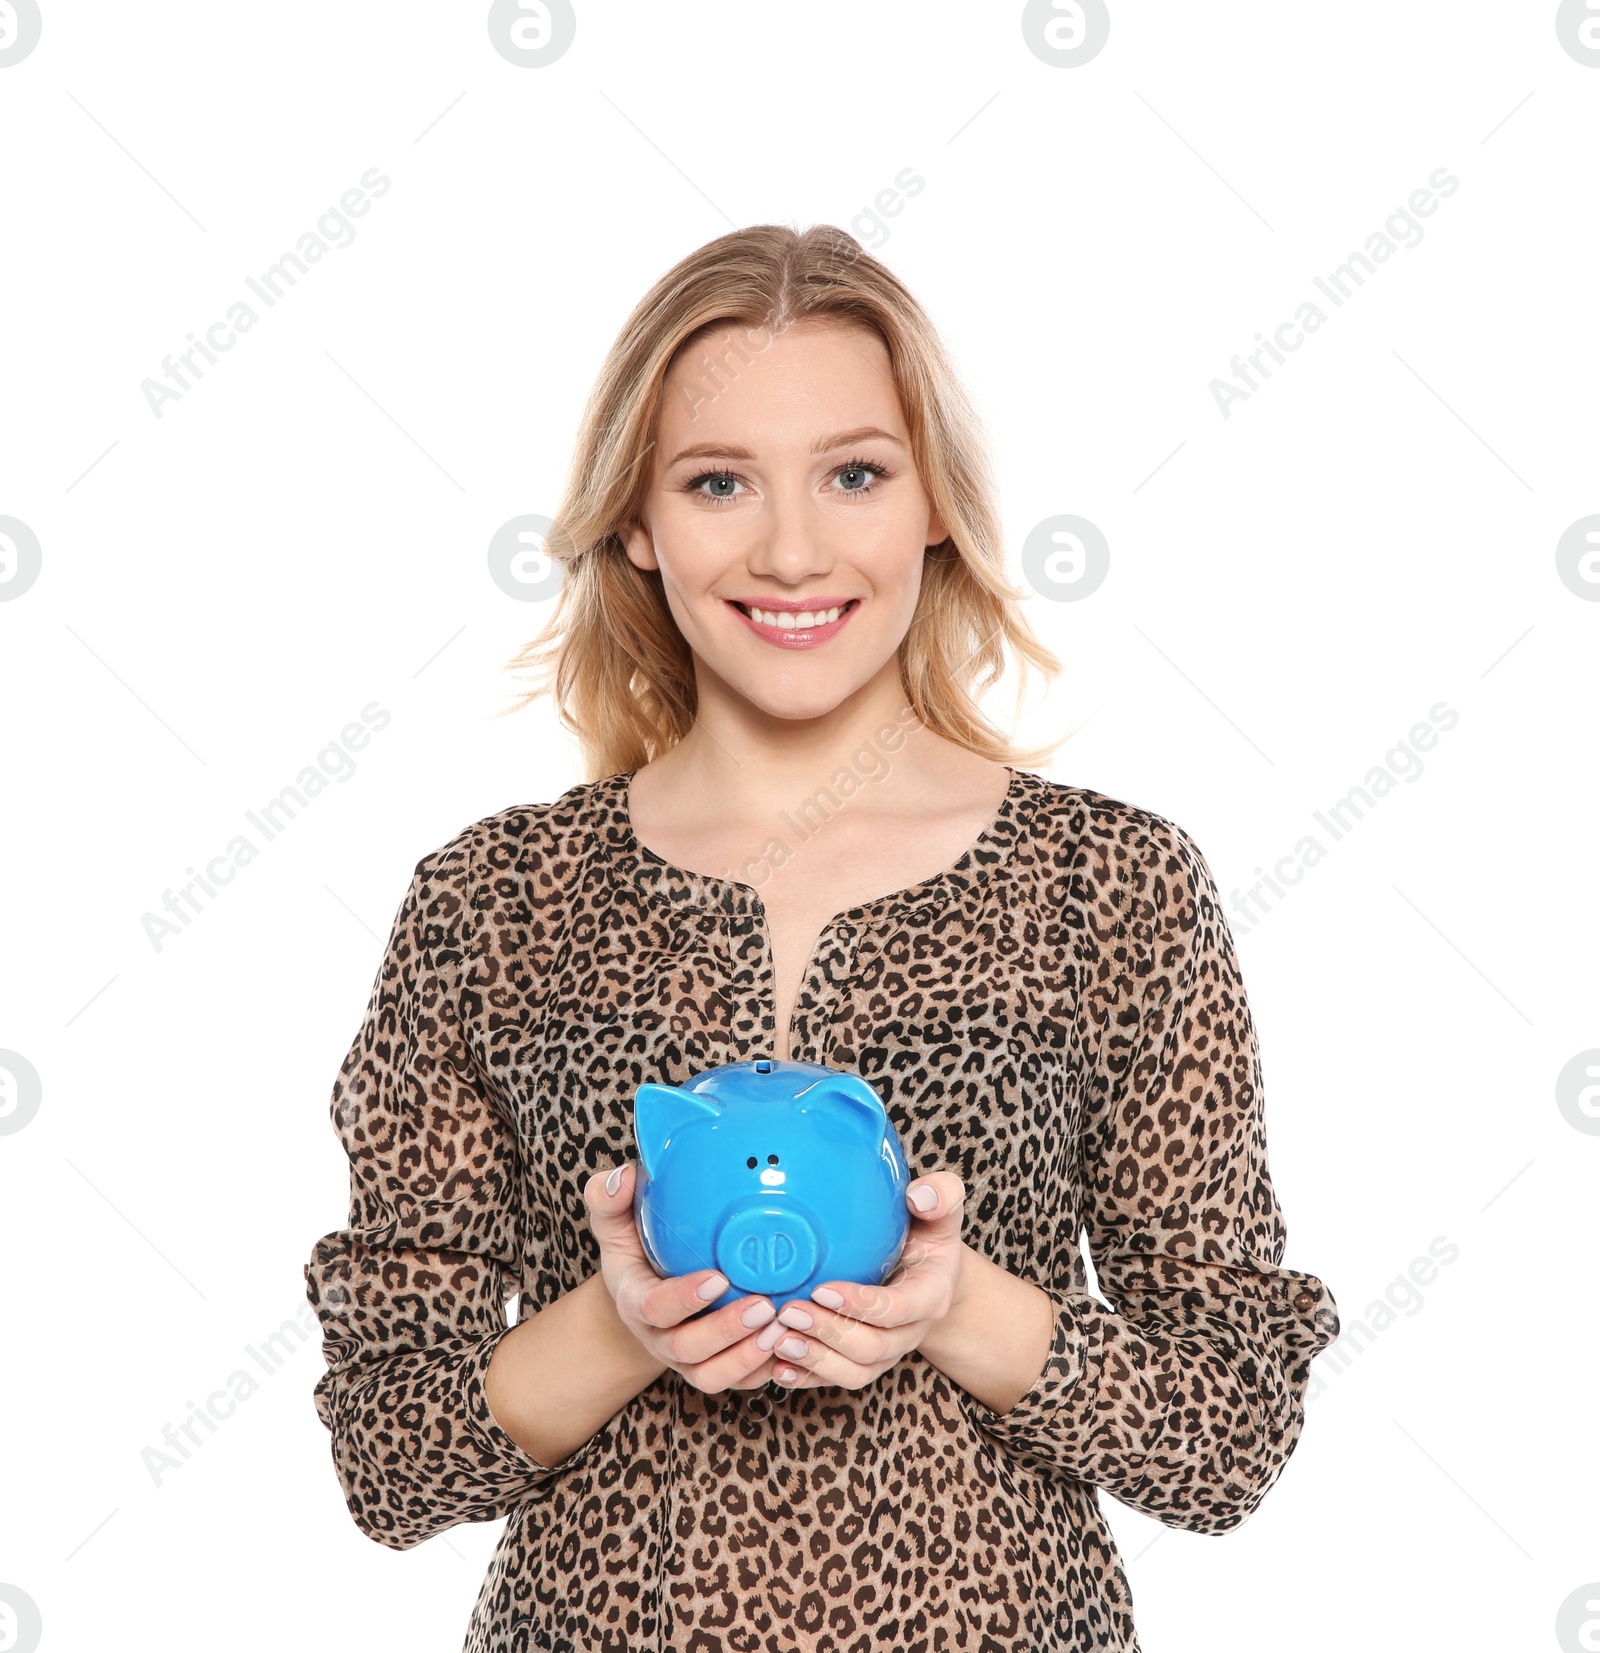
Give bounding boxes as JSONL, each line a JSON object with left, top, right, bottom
{"left": 632, "top": 1057, "right": 911, "bottom": 1315}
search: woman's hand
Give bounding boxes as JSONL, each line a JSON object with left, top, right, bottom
{"left": 583, "top": 1162, "right": 780, "bottom": 1395}
{"left": 758, "top": 1170, "right": 969, "bottom": 1392}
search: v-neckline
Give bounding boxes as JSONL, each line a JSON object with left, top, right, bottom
{"left": 604, "top": 763, "right": 1030, "bottom": 916}
{"left": 595, "top": 764, "right": 1038, "bottom": 1060}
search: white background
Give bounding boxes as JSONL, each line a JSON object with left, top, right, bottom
{"left": 1, "top": 3, "right": 1596, "bottom": 1649}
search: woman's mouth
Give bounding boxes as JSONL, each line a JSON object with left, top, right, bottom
{"left": 725, "top": 598, "right": 861, "bottom": 649}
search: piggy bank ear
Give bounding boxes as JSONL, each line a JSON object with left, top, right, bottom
{"left": 633, "top": 1082, "right": 723, "bottom": 1179}
{"left": 803, "top": 1072, "right": 890, "bottom": 1149}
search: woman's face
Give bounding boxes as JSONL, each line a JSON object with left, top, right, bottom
{"left": 623, "top": 320, "right": 947, "bottom": 725}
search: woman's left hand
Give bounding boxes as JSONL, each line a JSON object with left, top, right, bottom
{"left": 749, "top": 1170, "right": 969, "bottom": 1391}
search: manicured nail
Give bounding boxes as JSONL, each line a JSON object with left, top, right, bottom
{"left": 777, "top": 1336, "right": 809, "bottom": 1360}
{"left": 757, "top": 1320, "right": 786, "bottom": 1351}
{"left": 696, "top": 1273, "right": 728, "bottom": 1300}
{"left": 741, "top": 1300, "right": 776, "bottom": 1327}
{"left": 604, "top": 1166, "right": 623, "bottom": 1197}
{"left": 812, "top": 1287, "right": 845, "bottom": 1310}
{"left": 777, "top": 1306, "right": 813, "bottom": 1330}
{"left": 910, "top": 1184, "right": 938, "bottom": 1212}
{"left": 776, "top": 1366, "right": 798, "bottom": 1382}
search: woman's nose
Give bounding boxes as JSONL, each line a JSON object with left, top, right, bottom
{"left": 743, "top": 496, "right": 834, "bottom": 582}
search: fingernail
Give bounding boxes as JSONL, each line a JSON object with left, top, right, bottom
{"left": 604, "top": 1166, "right": 623, "bottom": 1197}
{"left": 812, "top": 1287, "right": 845, "bottom": 1309}
{"left": 910, "top": 1184, "right": 937, "bottom": 1212}
{"left": 741, "top": 1299, "right": 776, "bottom": 1327}
{"left": 757, "top": 1320, "right": 786, "bottom": 1351}
{"left": 696, "top": 1273, "right": 728, "bottom": 1300}
{"left": 777, "top": 1336, "right": 809, "bottom": 1359}
{"left": 777, "top": 1306, "right": 813, "bottom": 1330}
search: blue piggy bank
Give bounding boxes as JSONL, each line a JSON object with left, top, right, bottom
{"left": 632, "top": 1057, "right": 911, "bottom": 1315}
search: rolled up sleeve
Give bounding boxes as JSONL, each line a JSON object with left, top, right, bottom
{"left": 962, "top": 808, "right": 1340, "bottom": 1534}
{"left": 304, "top": 840, "right": 603, "bottom": 1550}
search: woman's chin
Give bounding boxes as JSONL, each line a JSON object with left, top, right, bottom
{"left": 726, "top": 677, "right": 869, "bottom": 726}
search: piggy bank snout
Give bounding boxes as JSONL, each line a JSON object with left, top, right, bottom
{"left": 714, "top": 1197, "right": 821, "bottom": 1295}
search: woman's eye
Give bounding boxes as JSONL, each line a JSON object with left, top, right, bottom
{"left": 831, "top": 461, "right": 887, "bottom": 495}
{"left": 689, "top": 471, "right": 745, "bottom": 502}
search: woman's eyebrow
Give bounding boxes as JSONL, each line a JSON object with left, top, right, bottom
{"left": 810, "top": 425, "right": 904, "bottom": 453}
{"left": 666, "top": 427, "right": 906, "bottom": 468}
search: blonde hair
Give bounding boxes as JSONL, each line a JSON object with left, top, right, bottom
{"left": 499, "top": 222, "right": 1067, "bottom": 781}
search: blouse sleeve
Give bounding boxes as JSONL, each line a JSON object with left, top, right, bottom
{"left": 303, "top": 839, "right": 605, "bottom": 1550}
{"left": 959, "top": 808, "right": 1340, "bottom": 1534}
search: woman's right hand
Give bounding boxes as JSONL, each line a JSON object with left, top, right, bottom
{"left": 583, "top": 1161, "right": 781, "bottom": 1395}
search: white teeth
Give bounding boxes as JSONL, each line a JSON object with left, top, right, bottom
{"left": 749, "top": 604, "right": 845, "bottom": 629}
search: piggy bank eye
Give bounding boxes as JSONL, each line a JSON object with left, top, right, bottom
{"left": 746, "top": 1156, "right": 758, "bottom": 1168}
{"left": 767, "top": 1154, "right": 779, "bottom": 1165}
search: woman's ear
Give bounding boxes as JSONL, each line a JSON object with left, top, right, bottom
{"left": 925, "top": 500, "right": 950, "bottom": 550}
{"left": 622, "top": 517, "right": 658, "bottom": 571}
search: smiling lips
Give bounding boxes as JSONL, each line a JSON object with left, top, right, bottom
{"left": 726, "top": 597, "right": 860, "bottom": 649}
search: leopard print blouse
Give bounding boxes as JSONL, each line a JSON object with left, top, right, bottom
{"left": 304, "top": 764, "right": 1340, "bottom": 1652}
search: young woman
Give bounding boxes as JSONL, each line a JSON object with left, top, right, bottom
{"left": 305, "top": 224, "right": 1340, "bottom": 1653}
